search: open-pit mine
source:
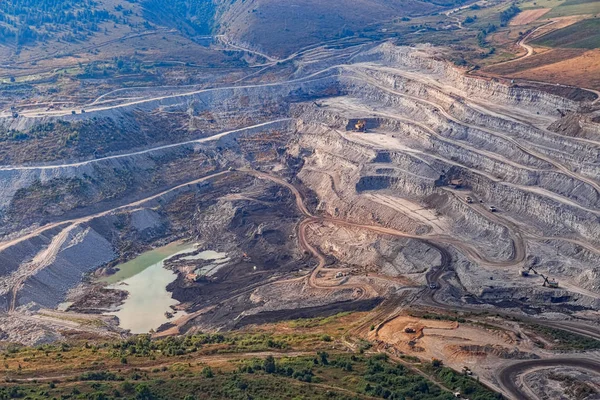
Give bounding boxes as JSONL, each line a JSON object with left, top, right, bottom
{"left": 1, "top": 40, "right": 599, "bottom": 399}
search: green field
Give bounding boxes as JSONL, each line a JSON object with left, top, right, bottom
{"left": 531, "top": 18, "right": 600, "bottom": 48}
{"left": 546, "top": 0, "right": 600, "bottom": 17}
{"left": 518, "top": 0, "right": 566, "bottom": 11}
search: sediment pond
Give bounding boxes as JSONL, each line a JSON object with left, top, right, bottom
{"left": 104, "top": 242, "right": 194, "bottom": 333}
{"left": 103, "top": 242, "right": 229, "bottom": 334}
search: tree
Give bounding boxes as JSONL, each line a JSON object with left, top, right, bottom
{"left": 318, "top": 351, "right": 329, "bottom": 365}
{"left": 121, "top": 381, "right": 134, "bottom": 393}
{"left": 135, "top": 383, "right": 154, "bottom": 400}
{"left": 202, "top": 366, "right": 214, "bottom": 378}
{"left": 263, "top": 355, "right": 276, "bottom": 373}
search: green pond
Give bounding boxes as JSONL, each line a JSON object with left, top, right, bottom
{"left": 102, "top": 242, "right": 227, "bottom": 334}
{"left": 100, "top": 241, "right": 194, "bottom": 284}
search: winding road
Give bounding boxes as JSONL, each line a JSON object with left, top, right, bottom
{"left": 498, "top": 358, "right": 600, "bottom": 400}
{"left": 1, "top": 39, "right": 599, "bottom": 399}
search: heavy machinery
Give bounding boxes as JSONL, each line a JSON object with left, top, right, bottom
{"left": 541, "top": 274, "right": 559, "bottom": 288}
{"left": 521, "top": 267, "right": 559, "bottom": 288}
{"left": 354, "top": 119, "right": 366, "bottom": 132}
{"left": 520, "top": 266, "right": 538, "bottom": 277}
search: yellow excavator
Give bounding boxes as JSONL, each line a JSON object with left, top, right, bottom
{"left": 354, "top": 119, "right": 366, "bottom": 132}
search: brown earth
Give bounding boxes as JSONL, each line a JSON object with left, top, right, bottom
{"left": 509, "top": 8, "right": 551, "bottom": 26}
{"left": 483, "top": 48, "right": 600, "bottom": 91}
{"left": 509, "top": 49, "right": 600, "bottom": 91}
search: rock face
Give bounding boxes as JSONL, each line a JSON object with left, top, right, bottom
{"left": 17, "top": 226, "right": 116, "bottom": 309}
{"left": 286, "top": 43, "right": 599, "bottom": 304}
{"left": 0, "top": 43, "right": 598, "bottom": 340}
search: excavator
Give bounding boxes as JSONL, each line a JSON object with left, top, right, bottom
{"left": 520, "top": 266, "right": 537, "bottom": 277}
{"left": 354, "top": 119, "right": 367, "bottom": 132}
{"left": 520, "top": 266, "right": 559, "bottom": 288}
{"left": 541, "top": 274, "right": 559, "bottom": 288}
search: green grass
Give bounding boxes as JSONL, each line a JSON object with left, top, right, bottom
{"left": 546, "top": 0, "right": 600, "bottom": 16}
{"left": 287, "top": 312, "right": 352, "bottom": 328}
{"left": 527, "top": 324, "right": 600, "bottom": 350}
{"left": 559, "top": 0, "right": 599, "bottom": 6}
{"left": 518, "top": 0, "right": 566, "bottom": 11}
{"left": 531, "top": 18, "right": 600, "bottom": 48}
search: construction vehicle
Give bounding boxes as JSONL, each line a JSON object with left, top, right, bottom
{"left": 520, "top": 266, "right": 539, "bottom": 277}
{"left": 354, "top": 119, "right": 367, "bottom": 132}
{"left": 521, "top": 267, "right": 559, "bottom": 288}
{"left": 450, "top": 178, "right": 463, "bottom": 188}
{"left": 404, "top": 326, "right": 416, "bottom": 333}
{"left": 541, "top": 274, "right": 559, "bottom": 288}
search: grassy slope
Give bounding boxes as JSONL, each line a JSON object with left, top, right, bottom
{"left": 545, "top": 0, "right": 600, "bottom": 17}
{"left": 218, "top": 0, "right": 472, "bottom": 57}
{"left": 531, "top": 18, "right": 600, "bottom": 48}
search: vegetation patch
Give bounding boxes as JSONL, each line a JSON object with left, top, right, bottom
{"left": 531, "top": 19, "right": 600, "bottom": 48}
{"left": 526, "top": 324, "right": 600, "bottom": 350}
{"left": 0, "top": 0, "right": 117, "bottom": 46}
{"left": 421, "top": 362, "right": 504, "bottom": 400}
{"left": 0, "top": 351, "right": 502, "bottom": 399}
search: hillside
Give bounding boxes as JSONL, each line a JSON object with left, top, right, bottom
{"left": 0, "top": 0, "right": 599, "bottom": 399}
{"left": 216, "top": 0, "right": 469, "bottom": 56}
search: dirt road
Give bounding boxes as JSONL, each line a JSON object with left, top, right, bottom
{"left": 0, "top": 119, "right": 291, "bottom": 171}
{"left": 493, "top": 21, "right": 556, "bottom": 67}
{"left": 498, "top": 358, "right": 600, "bottom": 400}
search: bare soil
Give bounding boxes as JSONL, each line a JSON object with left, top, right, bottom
{"left": 509, "top": 8, "right": 551, "bottom": 26}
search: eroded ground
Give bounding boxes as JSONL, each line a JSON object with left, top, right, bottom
{"left": 0, "top": 42, "right": 599, "bottom": 399}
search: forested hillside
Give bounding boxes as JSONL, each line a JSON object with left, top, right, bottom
{"left": 0, "top": 0, "right": 118, "bottom": 46}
